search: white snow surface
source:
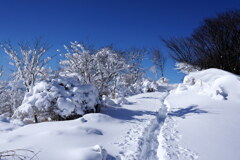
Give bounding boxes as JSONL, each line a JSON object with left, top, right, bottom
{"left": 158, "top": 68, "right": 240, "bottom": 160}
{"left": 0, "top": 91, "right": 169, "bottom": 160}
{"left": 1, "top": 68, "right": 240, "bottom": 160}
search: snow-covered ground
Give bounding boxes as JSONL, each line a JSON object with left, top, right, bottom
{"left": 1, "top": 68, "right": 240, "bottom": 160}
{"left": 0, "top": 91, "right": 169, "bottom": 160}
{"left": 158, "top": 69, "right": 240, "bottom": 160}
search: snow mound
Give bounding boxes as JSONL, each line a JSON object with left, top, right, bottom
{"left": 176, "top": 68, "right": 240, "bottom": 100}
{"left": 13, "top": 75, "right": 100, "bottom": 123}
{"left": 102, "top": 95, "right": 119, "bottom": 107}
{"left": 81, "top": 113, "right": 116, "bottom": 123}
{"left": 117, "top": 97, "right": 131, "bottom": 105}
{"left": 75, "top": 145, "right": 108, "bottom": 160}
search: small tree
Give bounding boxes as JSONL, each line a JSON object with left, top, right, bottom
{"left": 0, "top": 81, "right": 24, "bottom": 116}
{"left": 94, "top": 47, "right": 127, "bottom": 96}
{"left": 122, "top": 48, "right": 146, "bottom": 84}
{"left": 150, "top": 49, "right": 166, "bottom": 78}
{"left": 163, "top": 9, "right": 240, "bottom": 74}
{"left": 60, "top": 42, "right": 94, "bottom": 84}
{"left": 2, "top": 39, "right": 51, "bottom": 91}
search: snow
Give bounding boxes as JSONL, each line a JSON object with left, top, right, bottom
{"left": 182, "top": 68, "right": 240, "bottom": 100}
{"left": 158, "top": 68, "right": 240, "bottom": 160}
{"left": 0, "top": 91, "right": 170, "bottom": 160}
{"left": 1, "top": 68, "right": 240, "bottom": 160}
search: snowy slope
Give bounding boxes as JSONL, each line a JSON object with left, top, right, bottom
{"left": 158, "top": 69, "right": 240, "bottom": 160}
{"left": 0, "top": 92, "right": 169, "bottom": 160}
{"left": 1, "top": 68, "right": 239, "bottom": 160}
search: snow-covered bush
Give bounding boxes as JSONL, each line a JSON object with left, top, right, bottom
{"left": 112, "top": 77, "right": 169, "bottom": 98}
{"left": 13, "top": 74, "right": 100, "bottom": 123}
{"left": 142, "top": 78, "right": 158, "bottom": 93}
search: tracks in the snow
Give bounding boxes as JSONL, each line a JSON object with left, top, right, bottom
{"left": 114, "top": 92, "right": 170, "bottom": 160}
{"left": 157, "top": 112, "right": 199, "bottom": 160}
{"left": 136, "top": 93, "right": 169, "bottom": 160}
{"left": 113, "top": 91, "right": 198, "bottom": 160}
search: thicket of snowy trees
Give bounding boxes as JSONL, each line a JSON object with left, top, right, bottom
{"left": 0, "top": 40, "right": 168, "bottom": 123}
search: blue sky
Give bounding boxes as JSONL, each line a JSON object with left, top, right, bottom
{"left": 0, "top": 0, "right": 239, "bottom": 83}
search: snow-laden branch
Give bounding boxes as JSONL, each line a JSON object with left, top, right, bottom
{"left": 1, "top": 40, "right": 51, "bottom": 92}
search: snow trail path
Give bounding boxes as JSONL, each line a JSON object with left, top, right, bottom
{"left": 136, "top": 93, "right": 168, "bottom": 160}
{"left": 102, "top": 91, "right": 169, "bottom": 160}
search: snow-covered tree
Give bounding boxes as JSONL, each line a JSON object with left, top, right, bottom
{"left": 94, "top": 47, "right": 127, "bottom": 97}
{"left": 1, "top": 39, "right": 51, "bottom": 91}
{"left": 0, "top": 67, "right": 25, "bottom": 117}
{"left": 150, "top": 49, "right": 166, "bottom": 78}
{"left": 60, "top": 42, "right": 128, "bottom": 97}
{"left": 59, "top": 42, "right": 156, "bottom": 98}
{"left": 60, "top": 42, "right": 94, "bottom": 84}
{"left": 0, "top": 80, "right": 24, "bottom": 117}
{"left": 123, "top": 48, "right": 146, "bottom": 84}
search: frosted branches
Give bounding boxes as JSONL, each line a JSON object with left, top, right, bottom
{"left": 1, "top": 39, "right": 51, "bottom": 91}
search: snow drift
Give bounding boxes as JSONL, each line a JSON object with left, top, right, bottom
{"left": 175, "top": 68, "right": 240, "bottom": 100}
{"left": 161, "top": 68, "right": 240, "bottom": 160}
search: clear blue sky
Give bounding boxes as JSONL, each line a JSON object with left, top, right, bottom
{"left": 0, "top": 0, "right": 239, "bottom": 83}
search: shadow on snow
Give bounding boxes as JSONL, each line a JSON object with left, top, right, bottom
{"left": 102, "top": 106, "right": 156, "bottom": 121}
{"left": 168, "top": 105, "right": 208, "bottom": 119}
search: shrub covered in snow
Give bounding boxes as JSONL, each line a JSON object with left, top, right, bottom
{"left": 142, "top": 78, "right": 158, "bottom": 93}
{"left": 110, "top": 77, "right": 169, "bottom": 99}
{"left": 12, "top": 74, "right": 100, "bottom": 123}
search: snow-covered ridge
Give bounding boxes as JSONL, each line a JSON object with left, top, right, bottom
{"left": 160, "top": 68, "right": 240, "bottom": 160}
{"left": 176, "top": 68, "right": 240, "bottom": 100}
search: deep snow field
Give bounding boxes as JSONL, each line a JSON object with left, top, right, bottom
{"left": 1, "top": 68, "right": 240, "bottom": 160}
